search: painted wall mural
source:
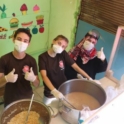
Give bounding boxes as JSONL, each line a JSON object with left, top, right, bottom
{"left": 0, "top": 4, "right": 7, "bottom": 19}
{"left": 33, "top": 5, "right": 40, "bottom": 14}
{"left": 0, "top": 0, "right": 50, "bottom": 56}
{"left": 20, "top": 4, "right": 28, "bottom": 15}
{"left": 1, "top": 3, "right": 45, "bottom": 34}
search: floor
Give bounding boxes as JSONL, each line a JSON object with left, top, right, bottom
{"left": 0, "top": 86, "right": 44, "bottom": 117}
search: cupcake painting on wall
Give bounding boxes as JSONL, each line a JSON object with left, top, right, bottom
{"left": 20, "top": 4, "right": 28, "bottom": 15}
{"left": 33, "top": 5, "right": 40, "bottom": 14}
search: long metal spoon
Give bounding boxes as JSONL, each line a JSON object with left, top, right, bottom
{"left": 34, "top": 88, "right": 76, "bottom": 109}
{"left": 25, "top": 94, "right": 34, "bottom": 124}
{"left": 63, "top": 98, "right": 77, "bottom": 109}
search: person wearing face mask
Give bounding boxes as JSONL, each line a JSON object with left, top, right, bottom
{"left": 38, "top": 35, "right": 92, "bottom": 105}
{"left": 0, "top": 28, "right": 40, "bottom": 107}
{"left": 64, "top": 29, "right": 108, "bottom": 80}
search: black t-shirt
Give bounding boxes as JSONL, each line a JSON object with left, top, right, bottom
{"left": 65, "top": 55, "right": 108, "bottom": 80}
{"left": 38, "top": 50, "right": 74, "bottom": 97}
{"left": 0, "top": 52, "right": 38, "bottom": 107}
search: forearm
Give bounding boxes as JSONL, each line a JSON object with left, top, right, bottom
{"left": 42, "top": 75, "right": 55, "bottom": 91}
{"left": 72, "top": 63, "right": 91, "bottom": 79}
{"left": 32, "top": 76, "right": 40, "bottom": 87}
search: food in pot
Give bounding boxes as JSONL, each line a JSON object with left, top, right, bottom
{"left": 7, "top": 111, "right": 41, "bottom": 124}
{"left": 65, "top": 92, "right": 100, "bottom": 110}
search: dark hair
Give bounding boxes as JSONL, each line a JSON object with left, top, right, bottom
{"left": 53, "top": 35, "right": 69, "bottom": 43}
{"left": 13, "top": 28, "right": 32, "bottom": 42}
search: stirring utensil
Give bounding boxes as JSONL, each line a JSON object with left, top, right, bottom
{"left": 25, "top": 94, "right": 34, "bottom": 124}
{"left": 63, "top": 98, "right": 76, "bottom": 109}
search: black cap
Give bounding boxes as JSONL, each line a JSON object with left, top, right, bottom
{"left": 85, "top": 29, "right": 100, "bottom": 40}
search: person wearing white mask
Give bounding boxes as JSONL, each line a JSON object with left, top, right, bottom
{"left": 0, "top": 28, "right": 40, "bottom": 107}
{"left": 38, "top": 35, "right": 92, "bottom": 105}
{"left": 65, "top": 29, "right": 108, "bottom": 80}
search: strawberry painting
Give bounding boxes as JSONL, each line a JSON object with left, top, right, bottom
{"left": 0, "top": 4, "right": 7, "bottom": 19}
{"left": 39, "top": 25, "right": 44, "bottom": 33}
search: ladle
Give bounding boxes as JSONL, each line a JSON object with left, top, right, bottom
{"left": 63, "top": 98, "right": 77, "bottom": 109}
{"left": 25, "top": 94, "right": 34, "bottom": 124}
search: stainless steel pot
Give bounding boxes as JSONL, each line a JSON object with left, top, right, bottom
{"left": 0, "top": 99, "right": 51, "bottom": 124}
{"left": 58, "top": 79, "right": 106, "bottom": 124}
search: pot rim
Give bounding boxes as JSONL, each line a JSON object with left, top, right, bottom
{"left": 1, "top": 99, "right": 51, "bottom": 124}
{"left": 59, "top": 79, "right": 105, "bottom": 91}
{"left": 4, "top": 99, "right": 50, "bottom": 111}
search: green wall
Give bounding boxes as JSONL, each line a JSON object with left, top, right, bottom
{"left": 48, "top": 0, "right": 81, "bottom": 51}
{"left": 0, "top": 0, "right": 50, "bottom": 57}
{"left": 0, "top": 0, "right": 81, "bottom": 59}
{"left": 32, "top": 0, "right": 81, "bottom": 86}
{"left": 0, "top": 0, "right": 81, "bottom": 86}
{"left": 0, "top": 0, "right": 52, "bottom": 86}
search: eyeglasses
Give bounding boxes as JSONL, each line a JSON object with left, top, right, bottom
{"left": 85, "top": 33, "right": 98, "bottom": 40}
{"left": 88, "top": 34, "right": 98, "bottom": 40}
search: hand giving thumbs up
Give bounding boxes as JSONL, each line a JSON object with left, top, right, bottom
{"left": 97, "top": 47, "right": 105, "bottom": 61}
{"left": 24, "top": 67, "right": 36, "bottom": 82}
{"left": 5, "top": 68, "right": 18, "bottom": 83}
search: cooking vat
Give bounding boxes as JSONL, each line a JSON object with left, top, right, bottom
{"left": 58, "top": 79, "right": 106, "bottom": 124}
{"left": 0, "top": 99, "right": 51, "bottom": 124}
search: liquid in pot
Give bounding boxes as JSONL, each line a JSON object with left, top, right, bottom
{"left": 65, "top": 92, "right": 100, "bottom": 110}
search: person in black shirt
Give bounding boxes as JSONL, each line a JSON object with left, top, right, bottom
{"left": 0, "top": 28, "right": 40, "bottom": 107}
{"left": 38, "top": 35, "right": 92, "bottom": 104}
{"left": 65, "top": 29, "right": 108, "bottom": 80}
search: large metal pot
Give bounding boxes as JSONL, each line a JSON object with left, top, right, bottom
{"left": 58, "top": 79, "right": 106, "bottom": 124}
{"left": 0, "top": 99, "right": 51, "bottom": 124}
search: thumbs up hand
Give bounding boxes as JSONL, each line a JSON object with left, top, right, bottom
{"left": 97, "top": 47, "right": 105, "bottom": 61}
{"left": 5, "top": 68, "right": 18, "bottom": 83}
{"left": 24, "top": 67, "right": 36, "bottom": 82}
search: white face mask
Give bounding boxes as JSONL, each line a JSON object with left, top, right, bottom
{"left": 83, "top": 40, "right": 94, "bottom": 51}
{"left": 14, "top": 40, "right": 28, "bottom": 53}
{"left": 52, "top": 44, "right": 63, "bottom": 54}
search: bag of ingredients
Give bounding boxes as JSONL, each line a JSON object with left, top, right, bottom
{"left": 105, "top": 74, "right": 124, "bottom": 103}
{"left": 105, "top": 86, "right": 118, "bottom": 103}
{"left": 78, "top": 105, "right": 91, "bottom": 124}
